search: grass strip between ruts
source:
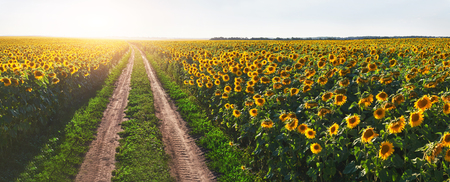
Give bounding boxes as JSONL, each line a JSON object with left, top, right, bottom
{"left": 15, "top": 49, "right": 132, "bottom": 181}
{"left": 111, "top": 48, "right": 173, "bottom": 181}
{"left": 144, "top": 52, "right": 256, "bottom": 182}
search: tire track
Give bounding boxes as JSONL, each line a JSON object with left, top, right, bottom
{"left": 138, "top": 49, "right": 216, "bottom": 182}
{"left": 75, "top": 48, "right": 134, "bottom": 182}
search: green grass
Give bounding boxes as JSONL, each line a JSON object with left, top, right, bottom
{"left": 111, "top": 49, "right": 173, "bottom": 182}
{"left": 10, "top": 50, "right": 132, "bottom": 182}
{"left": 144, "top": 52, "right": 256, "bottom": 182}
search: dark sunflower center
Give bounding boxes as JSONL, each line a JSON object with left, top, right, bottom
{"left": 308, "top": 131, "right": 313, "bottom": 135}
{"left": 381, "top": 145, "right": 390, "bottom": 154}
{"left": 330, "top": 127, "right": 336, "bottom": 133}
{"left": 418, "top": 99, "right": 428, "bottom": 108}
{"left": 376, "top": 110, "right": 383, "bottom": 115}
{"left": 300, "top": 125, "right": 306, "bottom": 131}
{"left": 364, "top": 129, "right": 374, "bottom": 138}
{"left": 314, "top": 145, "right": 320, "bottom": 150}
{"left": 349, "top": 117, "right": 356, "bottom": 124}
{"left": 411, "top": 113, "right": 419, "bottom": 122}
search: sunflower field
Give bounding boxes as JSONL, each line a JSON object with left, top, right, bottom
{"left": 135, "top": 38, "right": 450, "bottom": 181}
{"left": 0, "top": 37, "right": 128, "bottom": 149}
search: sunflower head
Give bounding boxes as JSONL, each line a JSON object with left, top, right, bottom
{"left": 233, "top": 110, "right": 241, "bottom": 117}
{"left": 249, "top": 108, "right": 258, "bottom": 117}
{"left": 379, "top": 141, "right": 395, "bottom": 160}
{"left": 374, "top": 108, "right": 386, "bottom": 120}
{"left": 414, "top": 95, "right": 432, "bottom": 111}
{"left": 444, "top": 103, "right": 450, "bottom": 115}
{"left": 441, "top": 133, "right": 450, "bottom": 147}
{"left": 346, "top": 114, "right": 360, "bottom": 129}
{"left": 361, "top": 128, "right": 378, "bottom": 143}
{"left": 310, "top": 143, "right": 322, "bottom": 154}
{"left": 255, "top": 98, "right": 265, "bottom": 106}
{"left": 285, "top": 118, "right": 298, "bottom": 131}
{"left": 297, "top": 124, "right": 308, "bottom": 134}
{"left": 329, "top": 123, "right": 339, "bottom": 136}
{"left": 409, "top": 111, "right": 424, "bottom": 127}
{"left": 334, "top": 94, "right": 347, "bottom": 106}
{"left": 322, "top": 92, "right": 333, "bottom": 101}
{"left": 34, "top": 70, "right": 45, "bottom": 80}
{"left": 261, "top": 119, "right": 274, "bottom": 129}
{"left": 305, "top": 128, "right": 316, "bottom": 139}
{"left": 376, "top": 91, "right": 388, "bottom": 101}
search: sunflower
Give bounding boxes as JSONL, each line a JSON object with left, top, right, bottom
{"left": 261, "top": 119, "right": 274, "bottom": 129}
{"left": 290, "top": 88, "right": 299, "bottom": 96}
{"left": 359, "top": 94, "right": 374, "bottom": 107}
{"left": 368, "top": 63, "right": 377, "bottom": 71}
{"left": 285, "top": 118, "right": 298, "bottom": 131}
{"left": 222, "top": 74, "right": 230, "bottom": 82}
{"left": 26, "top": 87, "right": 32, "bottom": 92}
{"left": 297, "top": 124, "right": 308, "bottom": 134}
{"left": 233, "top": 110, "right": 241, "bottom": 117}
{"left": 376, "top": 91, "right": 388, "bottom": 101}
{"left": 430, "top": 95, "right": 439, "bottom": 103}
{"left": 379, "top": 141, "right": 395, "bottom": 160}
{"left": 1, "top": 78, "right": 12, "bottom": 86}
{"left": 224, "top": 103, "right": 231, "bottom": 109}
{"left": 305, "top": 102, "right": 318, "bottom": 109}
{"left": 388, "top": 116, "right": 406, "bottom": 134}
{"left": 346, "top": 114, "right": 360, "bottom": 129}
{"left": 279, "top": 113, "right": 289, "bottom": 122}
{"left": 361, "top": 128, "right": 378, "bottom": 143}
{"left": 441, "top": 133, "right": 450, "bottom": 147}
{"left": 305, "top": 128, "right": 316, "bottom": 139}
{"left": 373, "top": 108, "right": 386, "bottom": 120}
{"left": 318, "top": 107, "right": 331, "bottom": 117}
{"left": 334, "top": 94, "right": 347, "bottom": 106}
{"left": 214, "top": 79, "right": 221, "bottom": 85}
{"left": 302, "top": 85, "right": 311, "bottom": 93}
{"left": 339, "top": 79, "right": 350, "bottom": 87}
{"left": 444, "top": 103, "right": 450, "bottom": 115}
{"left": 224, "top": 86, "right": 232, "bottom": 93}
{"left": 34, "top": 70, "right": 45, "bottom": 80}
{"left": 273, "top": 83, "right": 282, "bottom": 89}
{"left": 409, "top": 111, "right": 424, "bottom": 127}
{"left": 383, "top": 102, "right": 396, "bottom": 111}
{"left": 222, "top": 93, "right": 229, "bottom": 99}
{"left": 318, "top": 76, "right": 328, "bottom": 86}
{"left": 392, "top": 94, "right": 405, "bottom": 105}
{"left": 389, "top": 59, "right": 397, "bottom": 67}
{"left": 245, "top": 86, "right": 254, "bottom": 94}
{"left": 265, "top": 90, "right": 275, "bottom": 97}
{"left": 249, "top": 108, "right": 258, "bottom": 117}
{"left": 10, "top": 78, "right": 19, "bottom": 86}
{"left": 310, "top": 143, "right": 322, "bottom": 154}
{"left": 255, "top": 98, "right": 265, "bottom": 106}
{"left": 322, "top": 92, "right": 333, "bottom": 101}
{"left": 445, "top": 150, "right": 450, "bottom": 162}
{"left": 329, "top": 123, "right": 339, "bottom": 136}
{"left": 414, "top": 95, "right": 432, "bottom": 111}
{"left": 245, "top": 101, "right": 254, "bottom": 106}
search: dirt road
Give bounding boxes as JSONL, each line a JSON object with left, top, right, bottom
{"left": 75, "top": 48, "right": 134, "bottom": 182}
{"left": 139, "top": 49, "right": 216, "bottom": 182}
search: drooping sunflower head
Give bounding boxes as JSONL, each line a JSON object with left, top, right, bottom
{"left": 302, "top": 85, "right": 311, "bottom": 93}
{"left": 279, "top": 113, "right": 289, "bottom": 122}
{"left": 339, "top": 79, "right": 350, "bottom": 87}
{"left": 318, "top": 107, "right": 331, "bottom": 117}
{"left": 305, "top": 102, "right": 318, "bottom": 109}
{"left": 297, "top": 123, "right": 308, "bottom": 134}
{"left": 261, "top": 119, "right": 274, "bottom": 129}
{"left": 388, "top": 117, "right": 406, "bottom": 134}
{"left": 376, "top": 91, "right": 388, "bottom": 101}
{"left": 290, "top": 88, "right": 299, "bottom": 96}
{"left": 379, "top": 141, "right": 395, "bottom": 160}
{"left": 310, "top": 143, "right": 322, "bottom": 154}
{"left": 383, "top": 102, "right": 396, "bottom": 111}
{"left": 265, "top": 90, "right": 275, "bottom": 97}
{"left": 305, "top": 128, "right": 316, "bottom": 139}
{"left": 328, "top": 123, "right": 339, "bottom": 136}
{"left": 322, "top": 92, "right": 333, "bottom": 102}
{"left": 285, "top": 118, "right": 298, "bottom": 131}
{"left": 34, "top": 70, "right": 45, "bottom": 80}
{"left": 374, "top": 108, "right": 386, "bottom": 120}
{"left": 51, "top": 77, "right": 60, "bottom": 84}
{"left": 392, "top": 94, "right": 405, "bottom": 105}
{"left": 361, "top": 127, "right": 378, "bottom": 143}
{"left": 409, "top": 111, "right": 424, "bottom": 127}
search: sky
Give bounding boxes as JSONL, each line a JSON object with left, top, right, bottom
{"left": 0, "top": 0, "right": 449, "bottom": 38}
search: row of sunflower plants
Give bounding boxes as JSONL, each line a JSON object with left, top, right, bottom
{"left": 12, "top": 47, "right": 132, "bottom": 181}
{"left": 0, "top": 37, "right": 129, "bottom": 150}
{"left": 136, "top": 38, "right": 450, "bottom": 181}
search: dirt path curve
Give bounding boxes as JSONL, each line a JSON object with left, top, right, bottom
{"left": 138, "top": 49, "right": 216, "bottom": 182}
{"left": 75, "top": 48, "right": 134, "bottom": 182}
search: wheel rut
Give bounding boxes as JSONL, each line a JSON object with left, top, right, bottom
{"left": 75, "top": 48, "right": 134, "bottom": 182}
{"left": 138, "top": 49, "right": 216, "bottom": 182}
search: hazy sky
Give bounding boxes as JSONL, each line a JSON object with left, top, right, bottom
{"left": 1, "top": 0, "right": 449, "bottom": 38}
